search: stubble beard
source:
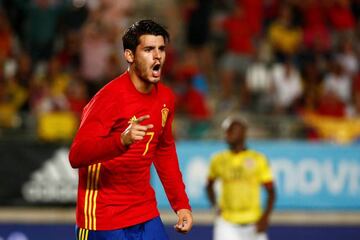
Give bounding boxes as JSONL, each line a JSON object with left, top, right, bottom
{"left": 134, "top": 63, "right": 160, "bottom": 84}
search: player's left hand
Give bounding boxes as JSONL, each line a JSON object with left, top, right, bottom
{"left": 174, "top": 209, "right": 193, "bottom": 234}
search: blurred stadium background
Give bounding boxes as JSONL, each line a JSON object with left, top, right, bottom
{"left": 0, "top": 0, "right": 360, "bottom": 239}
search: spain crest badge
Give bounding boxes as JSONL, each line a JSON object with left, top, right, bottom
{"left": 161, "top": 104, "right": 169, "bottom": 127}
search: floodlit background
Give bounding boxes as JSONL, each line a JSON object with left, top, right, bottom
{"left": 0, "top": 0, "right": 360, "bottom": 239}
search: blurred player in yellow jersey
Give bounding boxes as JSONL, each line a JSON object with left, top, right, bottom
{"left": 206, "top": 115, "right": 276, "bottom": 240}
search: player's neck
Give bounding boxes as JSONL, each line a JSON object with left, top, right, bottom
{"left": 229, "top": 144, "right": 245, "bottom": 153}
{"left": 128, "top": 69, "right": 154, "bottom": 94}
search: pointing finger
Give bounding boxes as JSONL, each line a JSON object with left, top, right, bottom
{"left": 132, "top": 115, "right": 150, "bottom": 124}
{"left": 133, "top": 124, "right": 154, "bottom": 131}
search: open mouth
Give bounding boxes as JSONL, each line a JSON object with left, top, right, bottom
{"left": 152, "top": 63, "right": 161, "bottom": 78}
{"left": 153, "top": 63, "right": 161, "bottom": 71}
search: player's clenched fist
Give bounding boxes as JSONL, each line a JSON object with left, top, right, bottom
{"left": 121, "top": 115, "right": 154, "bottom": 146}
{"left": 174, "top": 209, "right": 193, "bottom": 234}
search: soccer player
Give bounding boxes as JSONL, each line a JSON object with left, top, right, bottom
{"left": 206, "top": 115, "right": 276, "bottom": 240}
{"left": 69, "top": 20, "right": 193, "bottom": 240}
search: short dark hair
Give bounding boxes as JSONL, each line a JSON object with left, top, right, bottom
{"left": 122, "top": 19, "right": 170, "bottom": 53}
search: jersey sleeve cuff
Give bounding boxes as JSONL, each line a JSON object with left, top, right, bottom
{"left": 114, "top": 132, "right": 128, "bottom": 153}
{"left": 174, "top": 204, "right": 192, "bottom": 213}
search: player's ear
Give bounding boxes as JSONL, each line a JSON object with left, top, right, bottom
{"left": 124, "top": 49, "right": 134, "bottom": 63}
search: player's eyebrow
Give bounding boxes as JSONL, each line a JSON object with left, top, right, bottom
{"left": 143, "top": 46, "right": 155, "bottom": 50}
{"left": 142, "top": 44, "right": 166, "bottom": 51}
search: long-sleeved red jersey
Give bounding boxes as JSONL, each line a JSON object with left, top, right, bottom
{"left": 69, "top": 71, "right": 191, "bottom": 230}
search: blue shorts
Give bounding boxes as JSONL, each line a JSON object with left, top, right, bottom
{"left": 76, "top": 217, "right": 169, "bottom": 240}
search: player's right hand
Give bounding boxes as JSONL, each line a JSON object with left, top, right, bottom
{"left": 121, "top": 115, "right": 153, "bottom": 146}
{"left": 174, "top": 209, "right": 193, "bottom": 234}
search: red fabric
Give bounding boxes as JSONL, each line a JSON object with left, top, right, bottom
{"left": 326, "top": 4, "right": 355, "bottom": 30}
{"left": 178, "top": 87, "right": 210, "bottom": 120}
{"left": 238, "top": 0, "right": 263, "bottom": 35}
{"left": 316, "top": 95, "right": 346, "bottom": 117}
{"left": 0, "top": 30, "right": 12, "bottom": 57}
{"left": 68, "top": 98, "right": 87, "bottom": 116}
{"left": 263, "top": 0, "right": 280, "bottom": 22}
{"left": 223, "top": 15, "right": 254, "bottom": 54}
{"left": 175, "top": 64, "right": 199, "bottom": 85}
{"left": 302, "top": 2, "right": 326, "bottom": 28}
{"left": 161, "top": 44, "right": 177, "bottom": 77}
{"left": 69, "top": 72, "right": 190, "bottom": 230}
{"left": 353, "top": 74, "right": 360, "bottom": 92}
{"left": 303, "top": 24, "right": 331, "bottom": 51}
{"left": 174, "top": 65, "right": 210, "bottom": 120}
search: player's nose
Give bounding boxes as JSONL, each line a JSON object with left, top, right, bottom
{"left": 153, "top": 49, "right": 161, "bottom": 59}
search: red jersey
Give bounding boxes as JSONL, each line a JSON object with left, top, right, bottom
{"left": 223, "top": 16, "right": 254, "bottom": 54}
{"left": 69, "top": 71, "right": 191, "bottom": 230}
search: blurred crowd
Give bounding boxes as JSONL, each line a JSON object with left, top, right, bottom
{"left": 0, "top": 0, "right": 360, "bottom": 142}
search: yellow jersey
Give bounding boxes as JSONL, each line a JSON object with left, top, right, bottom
{"left": 208, "top": 149, "right": 273, "bottom": 224}
{"left": 268, "top": 22, "right": 302, "bottom": 55}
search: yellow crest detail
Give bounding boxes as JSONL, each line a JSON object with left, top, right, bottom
{"left": 161, "top": 105, "right": 169, "bottom": 127}
{"left": 128, "top": 115, "right": 137, "bottom": 124}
